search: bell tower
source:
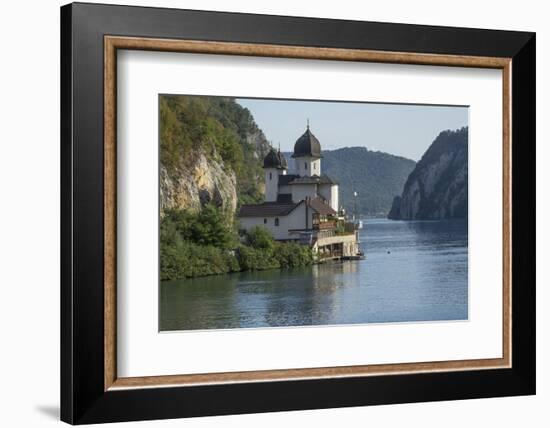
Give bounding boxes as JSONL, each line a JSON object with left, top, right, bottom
{"left": 292, "top": 121, "right": 322, "bottom": 177}
{"left": 262, "top": 146, "right": 287, "bottom": 202}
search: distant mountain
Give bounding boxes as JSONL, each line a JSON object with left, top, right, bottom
{"left": 284, "top": 148, "right": 416, "bottom": 216}
{"left": 388, "top": 127, "right": 468, "bottom": 220}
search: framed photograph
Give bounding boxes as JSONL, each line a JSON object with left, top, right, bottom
{"left": 61, "top": 2, "right": 535, "bottom": 424}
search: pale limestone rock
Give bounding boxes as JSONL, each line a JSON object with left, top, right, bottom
{"left": 160, "top": 150, "right": 237, "bottom": 217}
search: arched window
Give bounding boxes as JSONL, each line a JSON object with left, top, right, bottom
{"left": 269, "top": 172, "right": 272, "bottom": 180}
{"left": 304, "top": 162, "right": 307, "bottom": 170}
{"left": 263, "top": 218, "right": 267, "bottom": 224}
{"left": 275, "top": 218, "right": 279, "bottom": 226}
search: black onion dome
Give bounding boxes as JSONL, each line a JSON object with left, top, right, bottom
{"left": 263, "top": 148, "right": 287, "bottom": 169}
{"left": 292, "top": 126, "right": 322, "bottom": 158}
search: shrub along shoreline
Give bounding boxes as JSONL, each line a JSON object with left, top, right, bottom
{"left": 160, "top": 206, "right": 313, "bottom": 281}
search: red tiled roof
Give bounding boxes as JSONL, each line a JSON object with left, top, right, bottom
{"left": 307, "top": 197, "right": 337, "bottom": 215}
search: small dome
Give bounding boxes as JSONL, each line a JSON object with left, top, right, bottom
{"left": 292, "top": 126, "right": 322, "bottom": 158}
{"left": 263, "top": 148, "right": 287, "bottom": 169}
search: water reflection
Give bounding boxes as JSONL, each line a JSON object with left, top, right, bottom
{"left": 160, "top": 219, "right": 468, "bottom": 331}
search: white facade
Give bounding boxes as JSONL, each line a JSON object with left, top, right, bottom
{"left": 319, "top": 183, "right": 339, "bottom": 212}
{"left": 293, "top": 156, "right": 321, "bottom": 177}
{"left": 278, "top": 184, "right": 291, "bottom": 194}
{"left": 239, "top": 203, "right": 314, "bottom": 241}
{"left": 264, "top": 167, "right": 287, "bottom": 202}
{"left": 291, "top": 183, "right": 318, "bottom": 203}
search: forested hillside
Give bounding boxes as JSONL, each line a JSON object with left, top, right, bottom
{"left": 160, "top": 95, "right": 271, "bottom": 214}
{"left": 315, "top": 148, "right": 415, "bottom": 216}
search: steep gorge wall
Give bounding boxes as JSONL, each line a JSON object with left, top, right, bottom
{"left": 388, "top": 127, "right": 468, "bottom": 220}
{"left": 159, "top": 95, "right": 270, "bottom": 216}
{"left": 160, "top": 150, "right": 237, "bottom": 214}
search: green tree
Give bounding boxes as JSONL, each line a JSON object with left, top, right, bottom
{"left": 164, "top": 205, "right": 235, "bottom": 249}
{"left": 245, "top": 226, "right": 274, "bottom": 250}
{"left": 236, "top": 245, "right": 279, "bottom": 271}
{"left": 161, "top": 210, "right": 314, "bottom": 280}
{"left": 274, "top": 242, "right": 313, "bottom": 268}
{"left": 192, "top": 204, "right": 235, "bottom": 248}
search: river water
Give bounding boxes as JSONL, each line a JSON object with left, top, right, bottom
{"left": 160, "top": 219, "right": 468, "bottom": 331}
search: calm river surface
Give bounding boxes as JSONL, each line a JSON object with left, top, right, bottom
{"left": 160, "top": 219, "right": 468, "bottom": 331}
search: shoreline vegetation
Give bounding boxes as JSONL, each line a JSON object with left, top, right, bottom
{"left": 159, "top": 95, "right": 467, "bottom": 281}
{"left": 159, "top": 95, "right": 316, "bottom": 281}
{"left": 160, "top": 205, "right": 313, "bottom": 281}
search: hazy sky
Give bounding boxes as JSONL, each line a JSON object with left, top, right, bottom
{"left": 237, "top": 98, "right": 468, "bottom": 161}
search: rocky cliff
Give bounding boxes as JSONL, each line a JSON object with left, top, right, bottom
{"left": 160, "top": 151, "right": 237, "bottom": 214}
{"left": 159, "top": 95, "right": 270, "bottom": 216}
{"left": 388, "top": 127, "right": 468, "bottom": 220}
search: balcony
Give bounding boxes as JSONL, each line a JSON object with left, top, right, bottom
{"left": 313, "top": 220, "right": 336, "bottom": 231}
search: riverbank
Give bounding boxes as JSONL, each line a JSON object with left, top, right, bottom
{"left": 161, "top": 218, "right": 468, "bottom": 331}
{"left": 161, "top": 206, "right": 314, "bottom": 280}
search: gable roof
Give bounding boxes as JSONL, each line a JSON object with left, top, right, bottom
{"left": 307, "top": 197, "right": 337, "bottom": 215}
{"left": 238, "top": 197, "right": 337, "bottom": 218}
{"left": 238, "top": 201, "right": 302, "bottom": 217}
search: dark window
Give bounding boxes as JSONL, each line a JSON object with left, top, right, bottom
{"left": 314, "top": 162, "right": 316, "bottom": 170}
{"left": 263, "top": 218, "right": 267, "bottom": 224}
{"left": 275, "top": 218, "right": 279, "bottom": 226}
{"left": 304, "top": 162, "right": 307, "bottom": 170}
{"left": 269, "top": 172, "right": 272, "bottom": 180}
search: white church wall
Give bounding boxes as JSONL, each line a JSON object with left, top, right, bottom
{"left": 238, "top": 203, "right": 309, "bottom": 241}
{"left": 284, "top": 203, "right": 310, "bottom": 236}
{"left": 331, "top": 184, "right": 339, "bottom": 212}
{"left": 264, "top": 168, "right": 279, "bottom": 202}
{"left": 318, "top": 184, "right": 339, "bottom": 211}
{"left": 291, "top": 183, "right": 318, "bottom": 203}
{"left": 318, "top": 184, "right": 331, "bottom": 204}
{"left": 294, "top": 156, "right": 320, "bottom": 177}
{"left": 278, "top": 184, "right": 291, "bottom": 194}
{"left": 312, "top": 158, "right": 321, "bottom": 175}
